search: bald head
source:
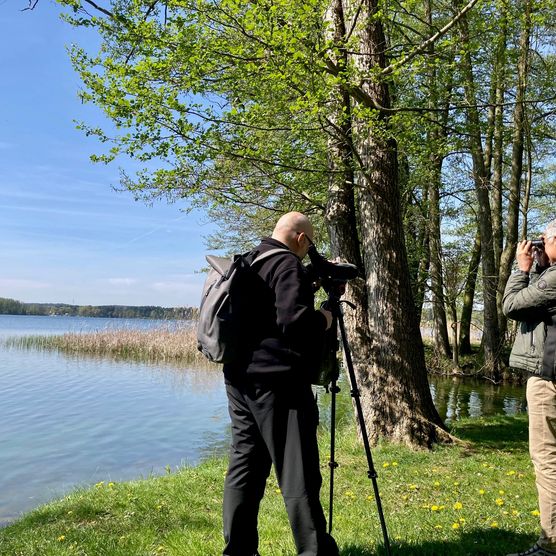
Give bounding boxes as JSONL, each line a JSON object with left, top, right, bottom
{"left": 272, "top": 211, "right": 314, "bottom": 259}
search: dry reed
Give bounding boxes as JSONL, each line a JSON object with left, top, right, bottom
{"left": 4, "top": 326, "right": 216, "bottom": 367}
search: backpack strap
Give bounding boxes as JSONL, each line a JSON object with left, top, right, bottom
{"left": 251, "top": 248, "right": 291, "bottom": 267}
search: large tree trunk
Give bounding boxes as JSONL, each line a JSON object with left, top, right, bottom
{"left": 455, "top": 0, "right": 502, "bottom": 380}
{"left": 425, "top": 15, "right": 452, "bottom": 359}
{"left": 344, "top": 0, "right": 448, "bottom": 447}
{"left": 325, "top": 0, "right": 362, "bottom": 269}
{"left": 496, "top": 0, "right": 531, "bottom": 342}
{"left": 490, "top": 0, "right": 508, "bottom": 276}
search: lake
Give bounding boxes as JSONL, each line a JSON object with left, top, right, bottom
{"left": 0, "top": 315, "right": 527, "bottom": 526}
{"left": 0, "top": 315, "right": 228, "bottom": 526}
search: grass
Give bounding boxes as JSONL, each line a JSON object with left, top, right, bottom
{"left": 0, "top": 414, "right": 539, "bottom": 555}
{"left": 3, "top": 327, "right": 214, "bottom": 367}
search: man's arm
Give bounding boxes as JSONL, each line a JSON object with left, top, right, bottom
{"left": 503, "top": 266, "right": 556, "bottom": 321}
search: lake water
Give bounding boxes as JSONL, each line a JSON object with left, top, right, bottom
{"left": 0, "top": 315, "right": 527, "bottom": 526}
{"left": 0, "top": 315, "right": 228, "bottom": 526}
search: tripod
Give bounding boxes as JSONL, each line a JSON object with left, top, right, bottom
{"left": 323, "top": 286, "right": 392, "bottom": 556}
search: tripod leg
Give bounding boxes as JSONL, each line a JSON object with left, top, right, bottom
{"left": 328, "top": 380, "right": 339, "bottom": 534}
{"left": 337, "top": 312, "right": 392, "bottom": 556}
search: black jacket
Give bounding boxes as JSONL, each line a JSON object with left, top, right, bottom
{"left": 223, "top": 237, "right": 328, "bottom": 383}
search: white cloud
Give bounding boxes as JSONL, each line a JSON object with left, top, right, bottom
{"left": 106, "top": 278, "right": 138, "bottom": 286}
{"left": 151, "top": 277, "right": 203, "bottom": 296}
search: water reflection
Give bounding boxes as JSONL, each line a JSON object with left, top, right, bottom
{"left": 429, "top": 376, "right": 527, "bottom": 423}
{"left": 0, "top": 344, "right": 229, "bottom": 525}
{"left": 316, "top": 374, "right": 527, "bottom": 429}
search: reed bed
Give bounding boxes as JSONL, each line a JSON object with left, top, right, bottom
{"left": 4, "top": 326, "right": 216, "bottom": 366}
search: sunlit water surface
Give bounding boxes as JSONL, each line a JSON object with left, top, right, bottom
{"left": 0, "top": 315, "right": 227, "bottom": 525}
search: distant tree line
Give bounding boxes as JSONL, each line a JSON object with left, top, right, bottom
{"left": 0, "top": 297, "right": 197, "bottom": 320}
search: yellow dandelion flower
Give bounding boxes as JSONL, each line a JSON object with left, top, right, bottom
{"left": 453, "top": 481, "right": 460, "bottom": 486}
{"left": 506, "top": 470, "right": 516, "bottom": 476}
{"left": 452, "top": 523, "right": 460, "bottom": 529}
{"left": 479, "top": 489, "right": 486, "bottom": 495}
{"left": 531, "top": 510, "right": 540, "bottom": 516}
{"left": 409, "top": 484, "right": 418, "bottom": 490}
{"left": 491, "top": 522, "right": 499, "bottom": 528}
{"left": 435, "top": 525, "right": 443, "bottom": 529}
{"left": 108, "top": 482, "right": 115, "bottom": 488}
{"left": 453, "top": 502, "right": 463, "bottom": 510}
{"left": 431, "top": 505, "right": 441, "bottom": 511}
{"left": 496, "top": 498, "right": 505, "bottom": 506}
{"left": 512, "top": 510, "right": 519, "bottom": 516}
{"left": 95, "top": 481, "right": 104, "bottom": 488}
{"left": 383, "top": 462, "right": 390, "bottom": 468}
{"left": 434, "top": 481, "right": 441, "bottom": 487}
{"left": 275, "top": 488, "right": 281, "bottom": 494}
{"left": 392, "top": 461, "right": 399, "bottom": 467}
{"left": 57, "top": 535, "right": 66, "bottom": 542}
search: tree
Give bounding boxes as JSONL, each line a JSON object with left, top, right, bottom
{"left": 41, "top": 0, "right": 483, "bottom": 446}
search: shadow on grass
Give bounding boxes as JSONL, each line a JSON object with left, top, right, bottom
{"left": 450, "top": 415, "right": 529, "bottom": 452}
{"left": 341, "top": 527, "right": 534, "bottom": 555}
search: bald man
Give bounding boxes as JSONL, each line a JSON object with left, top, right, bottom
{"left": 222, "top": 212, "right": 339, "bottom": 556}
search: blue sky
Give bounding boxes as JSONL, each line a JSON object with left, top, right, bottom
{"left": 0, "top": 1, "right": 214, "bottom": 307}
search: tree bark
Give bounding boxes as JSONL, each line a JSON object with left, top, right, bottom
{"left": 496, "top": 0, "right": 531, "bottom": 342}
{"left": 490, "top": 0, "right": 508, "bottom": 276}
{"left": 459, "top": 228, "right": 481, "bottom": 355}
{"left": 455, "top": 0, "right": 501, "bottom": 380}
{"left": 424, "top": 5, "right": 452, "bottom": 359}
{"left": 344, "top": 0, "right": 449, "bottom": 446}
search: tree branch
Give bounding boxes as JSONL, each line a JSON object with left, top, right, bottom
{"left": 380, "top": 0, "right": 480, "bottom": 77}
{"left": 82, "top": 0, "right": 114, "bottom": 19}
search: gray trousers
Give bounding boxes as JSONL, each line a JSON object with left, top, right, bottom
{"left": 222, "top": 379, "right": 338, "bottom": 556}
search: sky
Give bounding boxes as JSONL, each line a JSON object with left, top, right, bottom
{"left": 0, "top": 0, "right": 214, "bottom": 308}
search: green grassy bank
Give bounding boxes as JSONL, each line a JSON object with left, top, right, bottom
{"left": 0, "top": 415, "right": 539, "bottom": 556}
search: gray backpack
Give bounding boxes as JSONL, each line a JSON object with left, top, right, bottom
{"left": 196, "top": 248, "right": 288, "bottom": 363}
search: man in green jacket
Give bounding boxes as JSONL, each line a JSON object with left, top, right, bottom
{"left": 503, "top": 219, "right": 556, "bottom": 556}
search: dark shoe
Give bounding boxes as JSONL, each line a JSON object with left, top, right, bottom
{"left": 319, "top": 533, "right": 339, "bottom": 555}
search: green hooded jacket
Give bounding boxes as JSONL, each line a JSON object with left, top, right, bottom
{"left": 502, "top": 264, "right": 556, "bottom": 375}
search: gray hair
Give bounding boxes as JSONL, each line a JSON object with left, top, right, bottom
{"left": 545, "top": 219, "right": 556, "bottom": 239}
